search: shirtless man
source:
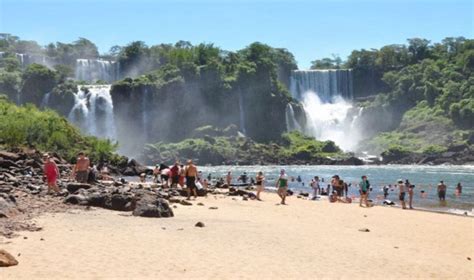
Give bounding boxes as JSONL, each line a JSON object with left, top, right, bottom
{"left": 398, "top": 179, "right": 407, "bottom": 209}
{"left": 185, "top": 159, "right": 198, "bottom": 200}
{"left": 437, "top": 180, "right": 447, "bottom": 201}
{"left": 72, "top": 152, "right": 90, "bottom": 183}
{"left": 226, "top": 171, "right": 232, "bottom": 186}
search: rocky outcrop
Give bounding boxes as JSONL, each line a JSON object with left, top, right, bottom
{"left": 0, "top": 249, "right": 18, "bottom": 267}
{"left": 132, "top": 195, "right": 173, "bottom": 218}
{"left": 381, "top": 145, "right": 474, "bottom": 165}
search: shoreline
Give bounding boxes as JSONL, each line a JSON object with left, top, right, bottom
{"left": 1, "top": 192, "right": 472, "bottom": 279}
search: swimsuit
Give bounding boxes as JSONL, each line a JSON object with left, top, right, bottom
{"left": 186, "top": 176, "right": 197, "bottom": 189}
{"left": 399, "top": 192, "right": 406, "bottom": 201}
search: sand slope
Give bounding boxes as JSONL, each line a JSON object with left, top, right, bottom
{"left": 1, "top": 193, "right": 472, "bottom": 279}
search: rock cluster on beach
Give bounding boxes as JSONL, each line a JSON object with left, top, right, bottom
{"left": 0, "top": 148, "right": 267, "bottom": 238}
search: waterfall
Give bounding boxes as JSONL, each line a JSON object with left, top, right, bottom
{"left": 141, "top": 87, "right": 153, "bottom": 140}
{"left": 41, "top": 92, "right": 52, "bottom": 108}
{"left": 68, "top": 85, "right": 116, "bottom": 139}
{"left": 285, "top": 104, "right": 301, "bottom": 132}
{"left": 289, "top": 69, "right": 361, "bottom": 151}
{"left": 290, "top": 69, "right": 353, "bottom": 102}
{"left": 15, "top": 53, "right": 25, "bottom": 68}
{"left": 238, "top": 90, "right": 246, "bottom": 135}
{"left": 75, "top": 59, "right": 119, "bottom": 82}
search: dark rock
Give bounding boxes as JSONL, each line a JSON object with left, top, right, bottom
{"left": 358, "top": 228, "right": 370, "bottom": 232}
{"left": 105, "top": 194, "right": 133, "bottom": 211}
{"left": 180, "top": 200, "right": 193, "bottom": 206}
{"left": 67, "top": 183, "right": 92, "bottom": 193}
{"left": 0, "top": 249, "right": 18, "bottom": 267}
{"left": 64, "top": 194, "right": 88, "bottom": 205}
{"left": 0, "top": 159, "right": 19, "bottom": 169}
{"left": 195, "top": 222, "right": 205, "bottom": 227}
{"left": 209, "top": 207, "right": 218, "bottom": 210}
{"left": 87, "top": 193, "right": 107, "bottom": 207}
{"left": 132, "top": 196, "right": 173, "bottom": 218}
{"left": 299, "top": 192, "right": 309, "bottom": 197}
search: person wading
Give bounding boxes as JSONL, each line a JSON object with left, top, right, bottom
{"left": 359, "top": 175, "right": 370, "bottom": 207}
{"left": 255, "top": 171, "right": 265, "bottom": 201}
{"left": 398, "top": 179, "right": 407, "bottom": 209}
{"left": 276, "top": 169, "right": 289, "bottom": 205}
{"left": 185, "top": 159, "right": 198, "bottom": 200}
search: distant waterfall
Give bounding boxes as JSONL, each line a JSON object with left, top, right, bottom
{"left": 289, "top": 69, "right": 360, "bottom": 151}
{"left": 238, "top": 90, "right": 246, "bottom": 135}
{"left": 41, "top": 92, "right": 52, "bottom": 108}
{"left": 290, "top": 69, "right": 353, "bottom": 102}
{"left": 285, "top": 104, "right": 301, "bottom": 132}
{"left": 68, "top": 85, "right": 116, "bottom": 139}
{"left": 75, "top": 59, "right": 119, "bottom": 82}
{"left": 141, "top": 87, "right": 153, "bottom": 140}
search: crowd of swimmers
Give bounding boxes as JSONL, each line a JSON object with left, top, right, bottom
{"left": 41, "top": 152, "right": 465, "bottom": 209}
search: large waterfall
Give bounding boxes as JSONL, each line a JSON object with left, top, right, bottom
{"left": 68, "top": 85, "right": 116, "bottom": 140}
{"left": 75, "top": 59, "right": 120, "bottom": 82}
{"left": 289, "top": 69, "right": 361, "bottom": 151}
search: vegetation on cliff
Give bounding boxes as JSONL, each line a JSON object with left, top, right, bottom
{"left": 0, "top": 98, "right": 119, "bottom": 163}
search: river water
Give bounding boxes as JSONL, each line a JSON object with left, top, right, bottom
{"left": 197, "top": 165, "right": 474, "bottom": 215}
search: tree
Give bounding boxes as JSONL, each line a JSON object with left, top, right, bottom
{"left": 407, "top": 38, "right": 431, "bottom": 63}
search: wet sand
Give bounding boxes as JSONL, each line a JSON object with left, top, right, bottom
{"left": 1, "top": 193, "right": 472, "bottom": 279}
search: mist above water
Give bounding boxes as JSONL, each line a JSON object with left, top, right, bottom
{"left": 301, "top": 92, "right": 361, "bottom": 151}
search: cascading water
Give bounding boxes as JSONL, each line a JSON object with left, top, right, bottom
{"left": 289, "top": 69, "right": 361, "bottom": 151}
{"left": 238, "top": 90, "right": 247, "bottom": 135}
{"left": 68, "top": 85, "right": 116, "bottom": 139}
{"left": 41, "top": 92, "right": 52, "bottom": 108}
{"left": 75, "top": 59, "right": 119, "bottom": 82}
{"left": 285, "top": 104, "right": 301, "bottom": 132}
{"left": 141, "top": 87, "right": 153, "bottom": 141}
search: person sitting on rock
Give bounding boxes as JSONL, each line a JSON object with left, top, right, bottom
{"left": 71, "top": 152, "right": 90, "bottom": 184}
{"left": 43, "top": 153, "right": 60, "bottom": 194}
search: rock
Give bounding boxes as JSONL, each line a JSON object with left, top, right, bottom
{"left": 299, "top": 192, "right": 309, "bottom": 197}
{"left": 132, "top": 196, "right": 173, "bottom": 218}
{"left": 358, "top": 228, "right": 370, "bottom": 232}
{"left": 0, "top": 249, "right": 19, "bottom": 267}
{"left": 67, "top": 183, "right": 92, "bottom": 193}
{"left": 195, "top": 222, "right": 205, "bottom": 228}
{"left": 0, "top": 194, "right": 17, "bottom": 218}
{"left": 209, "top": 207, "right": 218, "bottom": 210}
{"left": 180, "top": 200, "right": 193, "bottom": 206}
{"left": 0, "top": 151, "right": 20, "bottom": 161}
{"left": 105, "top": 194, "right": 134, "bottom": 211}
{"left": 197, "top": 202, "right": 204, "bottom": 206}
{"left": 64, "top": 194, "right": 88, "bottom": 205}
{"left": 87, "top": 193, "right": 107, "bottom": 207}
{"left": 0, "top": 159, "right": 19, "bottom": 169}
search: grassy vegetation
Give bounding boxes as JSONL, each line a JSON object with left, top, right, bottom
{"left": 0, "top": 97, "right": 121, "bottom": 163}
{"left": 143, "top": 130, "right": 346, "bottom": 165}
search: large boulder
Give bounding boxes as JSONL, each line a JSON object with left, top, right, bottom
{"left": 132, "top": 196, "right": 174, "bottom": 218}
{"left": 105, "top": 194, "right": 134, "bottom": 211}
{"left": 0, "top": 249, "right": 18, "bottom": 267}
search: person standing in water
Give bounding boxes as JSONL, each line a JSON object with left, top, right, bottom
{"left": 255, "top": 171, "right": 265, "bottom": 201}
{"left": 185, "top": 159, "right": 198, "bottom": 200}
{"left": 276, "top": 169, "right": 289, "bottom": 205}
{"left": 398, "top": 179, "right": 407, "bottom": 209}
{"left": 437, "top": 180, "right": 447, "bottom": 201}
{"left": 226, "top": 171, "right": 232, "bottom": 186}
{"left": 406, "top": 179, "right": 415, "bottom": 209}
{"left": 359, "top": 176, "right": 370, "bottom": 207}
{"left": 455, "top": 182, "right": 462, "bottom": 196}
{"left": 43, "top": 154, "right": 60, "bottom": 193}
{"left": 310, "top": 176, "right": 320, "bottom": 200}
{"left": 72, "top": 152, "right": 90, "bottom": 183}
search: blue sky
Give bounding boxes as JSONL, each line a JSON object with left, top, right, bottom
{"left": 0, "top": 0, "right": 472, "bottom": 69}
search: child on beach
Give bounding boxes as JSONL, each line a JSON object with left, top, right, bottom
{"left": 359, "top": 175, "right": 370, "bottom": 207}
{"left": 43, "top": 153, "right": 60, "bottom": 194}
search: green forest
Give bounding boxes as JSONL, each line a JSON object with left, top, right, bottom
{"left": 0, "top": 34, "right": 472, "bottom": 164}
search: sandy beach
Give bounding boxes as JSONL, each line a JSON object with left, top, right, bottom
{"left": 1, "top": 192, "right": 472, "bottom": 279}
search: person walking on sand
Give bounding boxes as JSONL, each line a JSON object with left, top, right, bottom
{"left": 185, "top": 159, "right": 198, "bottom": 200}
{"left": 437, "top": 180, "right": 447, "bottom": 201}
{"left": 398, "top": 179, "right": 407, "bottom": 209}
{"left": 43, "top": 154, "right": 60, "bottom": 193}
{"left": 255, "top": 171, "right": 265, "bottom": 201}
{"left": 359, "top": 175, "right": 370, "bottom": 207}
{"left": 276, "top": 169, "right": 289, "bottom": 205}
{"left": 72, "top": 152, "right": 90, "bottom": 183}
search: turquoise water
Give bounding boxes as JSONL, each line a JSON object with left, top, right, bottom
{"left": 198, "top": 165, "right": 474, "bottom": 215}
